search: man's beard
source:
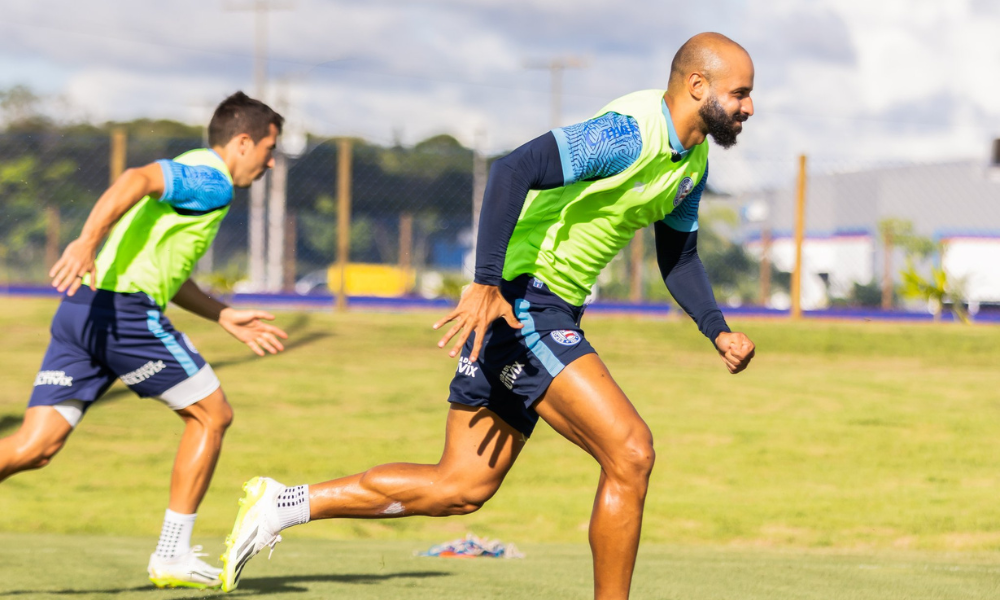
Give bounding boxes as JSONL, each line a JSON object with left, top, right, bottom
{"left": 699, "top": 95, "right": 746, "bottom": 149}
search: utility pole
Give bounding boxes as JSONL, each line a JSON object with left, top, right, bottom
{"left": 225, "top": 0, "right": 293, "bottom": 99}
{"left": 226, "top": 0, "right": 293, "bottom": 291}
{"left": 525, "top": 57, "right": 587, "bottom": 128}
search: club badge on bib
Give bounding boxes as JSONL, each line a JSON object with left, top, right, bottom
{"left": 673, "top": 177, "right": 694, "bottom": 207}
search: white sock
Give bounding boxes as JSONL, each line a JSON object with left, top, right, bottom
{"left": 154, "top": 509, "right": 197, "bottom": 560}
{"left": 275, "top": 484, "right": 310, "bottom": 531}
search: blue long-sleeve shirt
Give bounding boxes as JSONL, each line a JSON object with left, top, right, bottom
{"left": 474, "top": 110, "right": 729, "bottom": 343}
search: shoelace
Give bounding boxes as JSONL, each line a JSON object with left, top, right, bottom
{"left": 265, "top": 534, "right": 283, "bottom": 559}
{"left": 182, "top": 546, "right": 222, "bottom": 580}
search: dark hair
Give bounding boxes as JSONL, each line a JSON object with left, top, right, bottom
{"left": 208, "top": 91, "right": 284, "bottom": 147}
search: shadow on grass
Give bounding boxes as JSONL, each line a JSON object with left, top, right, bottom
{"left": 0, "top": 571, "right": 451, "bottom": 596}
{"left": 99, "top": 313, "right": 332, "bottom": 404}
{"left": 0, "top": 415, "right": 22, "bottom": 436}
{"left": 233, "top": 570, "right": 452, "bottom": 594}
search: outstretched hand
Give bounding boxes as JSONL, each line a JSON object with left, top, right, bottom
{"left": 433, "top": 282, "right": 522, "bottom": 362}
{"left": 49, "top": 239, "right": 99, "bottom": 296}
{"left": 715, "top": 331, "right": 755, "bottom": 374}
{"left": 218, "top": 308, "right": 289, "bottom": 357}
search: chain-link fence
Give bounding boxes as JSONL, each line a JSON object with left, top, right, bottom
{"left": 2, "top": 128, "right": 999, "bottom": 317}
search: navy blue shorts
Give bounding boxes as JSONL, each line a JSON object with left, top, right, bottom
{"left": 29, "top": 288, "right": 220, "bottom": 417}
{"left": 447, "top": 275, "right": 596, "bottom": 437}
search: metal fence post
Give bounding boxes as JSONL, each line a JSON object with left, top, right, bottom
{"left": 283, "top": 211, "right": 297, "bottom": 292}
{"left": 881, "top": 231, "right": 894, "bottom": 310}
{"left": 470, "top": 129, "right": 487, "bottom": 281}
{"left": 629, "top": 229, "right": 644, "bottom": 303}
{"left": 759, "top": 227, "right": 772, "bottom": 306}
{"left": 45, "top": 205, "right": 60, "bottom": 270}
{"left": 399, "top": 212, "right": 413, "bottom": 294}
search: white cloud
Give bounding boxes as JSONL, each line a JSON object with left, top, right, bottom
{"left": 0, "top": 0, "right": 998, "bottom": 167}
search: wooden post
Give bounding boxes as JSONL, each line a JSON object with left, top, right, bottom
{"left": 791, "top": 154, "right": 807, "bottom": 320}
{"left": 629, "top": 229, "right": 644, "bottom": 303}
{"left": 399, "top": 212, "right": 413, "bottom": 294}
{"left": 759, "top": 227, "right": 771, "bottom": 306}
{"left": 109, "top": 127, "right": 127, "bottom": 185}
{"left": 881, "top": 232, "right": 893, "bottom": 310}
{"left": 336, "top": 138, "right": 353, "bottom": 311}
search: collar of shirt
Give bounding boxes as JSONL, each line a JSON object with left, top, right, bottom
{"left": 661, "top": 99, "right": 691, "bottom": 158}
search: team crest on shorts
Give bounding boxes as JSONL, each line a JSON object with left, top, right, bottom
{"left": 673, "top": 177, "right": 694, "bottom": 207}
{"left": 550, "top": 330, "right": 582, "bottom": 346}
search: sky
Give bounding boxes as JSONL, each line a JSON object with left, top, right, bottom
{"left": 1, "top": 0, "right": 999, "bottom": 183}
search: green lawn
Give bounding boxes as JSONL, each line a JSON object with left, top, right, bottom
{"left": 2, "top": 534, "right": 999, "bottom": 599}
{"left": 1, "top": 297, "right": 999, "bottom": 597}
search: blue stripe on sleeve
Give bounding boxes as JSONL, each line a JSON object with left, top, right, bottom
{"left": 156, "top": 160, "right": 234, "bottom": 215}
{"left": 663, "top": 163, "right": 708, "bottom": 233}
{"left": 552, "top": 112, "right": 642, "bottom": 186}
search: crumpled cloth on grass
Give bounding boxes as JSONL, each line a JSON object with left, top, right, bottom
{"left": 416, "top": 533, "right": 525, "bottom": 559}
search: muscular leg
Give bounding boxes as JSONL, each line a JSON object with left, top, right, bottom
{"left": 309, "top": 404, "right": 525, "bottom": 519}
{"left": 0, "top": 406, "right": 74, "bottom": 482}
{"left": 533, "top": 354, "right": 655, "bottom": 600}
{"left": 169, "top": 387, "right": 233, "bottom": 513}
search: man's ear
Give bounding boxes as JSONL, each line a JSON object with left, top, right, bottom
{"left": 687, "top": 72, "right": 707, "bottom": 102}
{"left": 233, "top": 133, "right": 253, "bottom": 155}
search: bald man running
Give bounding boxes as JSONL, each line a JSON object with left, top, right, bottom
{"left": 221, "top": 32, "right": 757, "bottom": 599}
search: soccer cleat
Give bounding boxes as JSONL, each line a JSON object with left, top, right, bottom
{"left": 148, "top": 546, "right": 223, "bottom": 589}
{"left": 220, "top": 476, "right": 285, "bottom": 592}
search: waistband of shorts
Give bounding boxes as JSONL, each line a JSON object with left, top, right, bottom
{"left": 61, "top": 286, "right": 160, "bottom": 313}
{"left": 501, "top": 275, "right": 585, "bottom": 320}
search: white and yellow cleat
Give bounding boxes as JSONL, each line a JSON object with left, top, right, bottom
{"left": 220, "top": 476, "right": 285, "bottom": 593}
{"left": 148, "top": 546, "right": 223, "bottom": 589}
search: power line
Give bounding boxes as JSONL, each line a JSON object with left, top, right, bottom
{"left": 224, "top": 0, "right": 294, "bottom": 100}
{"left": 0, "top": 18, "right": 997, "bottom": 132}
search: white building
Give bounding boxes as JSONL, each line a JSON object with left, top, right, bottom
{"left": 940, "top": 234, "right": 1000, "bottom": 305}
{"left": 740, "top": 156, "right": 1000, "bottom": 306}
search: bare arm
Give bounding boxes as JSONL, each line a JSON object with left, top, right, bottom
{"left": 171, "top": 278, "right": 289, "bottom": 357}
{"left": 49, "top": 163, "right": 165, "bottom": 295}
{"left": 171, "top": 278, "right": 229, "bottom": 321}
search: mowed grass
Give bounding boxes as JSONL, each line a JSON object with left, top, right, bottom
{"left": 2, "top": 533, "right": 1000, "bottom": 600}
{"left": 1, "top": 296, "right": 1000, "bottom": 598}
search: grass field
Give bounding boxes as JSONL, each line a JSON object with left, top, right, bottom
{"left": 1, "top": 296, "right": 999, "bottom": 598}
{"left": 3, "top": 534, "right": 1000, "bottom": 599}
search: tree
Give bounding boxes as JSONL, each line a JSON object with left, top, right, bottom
{"left": 877, "top": 218, "right": 936, "bottom": 309}
{"left": 0, "top": 85, "right": 51, "bottom": 130}
{"left": 0, "top": 154, "right": 85, "bottom": 281}
{"left": 898, "top": 240, "right": 969, "bottom": 323}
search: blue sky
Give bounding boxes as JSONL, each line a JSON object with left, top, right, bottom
{"left": 1, "top": 0, "right": 998, "bottom": 171}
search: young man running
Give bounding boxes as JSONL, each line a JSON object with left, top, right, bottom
{"left": 222, "top": 33, "right": 756, "bottom": 599}
{"left": 0, "top": 92, "right": 288, "bottom": 590}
